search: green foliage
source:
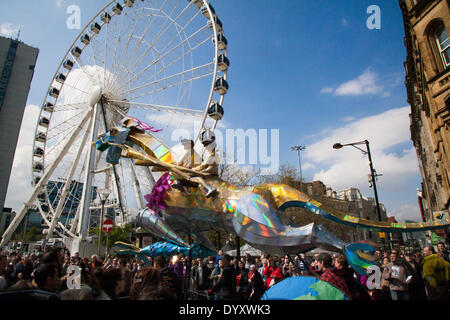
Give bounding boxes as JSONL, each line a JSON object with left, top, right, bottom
{"left": 25, "top": 226, "right": 45, "bottom": 242}
{"left": 91, "top": 223, "right": 133, "bottom": 248}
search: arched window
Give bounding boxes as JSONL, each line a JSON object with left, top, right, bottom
{"left": 435, "top": 23, "right": 450, "bottom": 68}
{"left": 425, "top": 20, "right": 450, "bottom": 72}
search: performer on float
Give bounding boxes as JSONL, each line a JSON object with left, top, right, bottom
{"left": 192, "top": 129, "right": 220, "bottom": 198}
{"left": 170, "top": 132, "right": 219, "bottom": 198}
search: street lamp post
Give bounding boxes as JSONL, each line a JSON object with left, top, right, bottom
{"left": 333, "top": 140, "right": 388, "bottom": 247}
{"left": 97, "top": 189, "right": 111, "bottom": 256}
{"left": 292, "top": 145, "right": 306, "bottom": 185}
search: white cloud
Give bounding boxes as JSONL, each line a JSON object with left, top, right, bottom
{"left": 320, "top": 87, "right": 334, "bottom": 94}
{"left": 321, "top": 68, "right": 384, "bottom": 96}
{"left": 303, "top": 106, "right": 422, "bottom": 221}
{"left": 341, "top": 116, "right": 356, "bottom": 122}
{"left": 389, "top": 204, "right": 422, "bottom": 223}
{"left": 4, "top": 105, "right": 41, "bottom": 211}
{"left": 302, "top": 162, "right": 316, "bottom": 171}
{"left": 56, "top": 0, "right": 64, "bottom": 8}
{"left": 0, "top": 23, "right": 21, "bottom": 38}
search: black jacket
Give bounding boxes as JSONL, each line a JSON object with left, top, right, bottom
{"left": 213, "top": 266, "right": 236, "bottom": 299}
{"left": 159, "top": 267, "right": 182, "bottom": 299}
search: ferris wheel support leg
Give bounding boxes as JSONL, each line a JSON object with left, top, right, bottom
{"left": 70, "top": 205, "right": 82, "bottom": 235}
{"left": 98, "top": 102, "right": 126, "bottom": 225}
{"left": 0, "top": 110, "right": 93, "bottom": 248}
{"left": 129, "top": 159, "right": 144, "bottom": 209}
{"left": 142, "top": 166, "right": 156, "bottom": 190}
{"left": 78, "top": 103, "right": 102, "bottom": 241}
{"left": 47, "top": 116, "right": 94, "bottom": 239}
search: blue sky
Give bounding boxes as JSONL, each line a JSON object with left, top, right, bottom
{"left": 1, "top": 0, "right": 423, "bottom": 222}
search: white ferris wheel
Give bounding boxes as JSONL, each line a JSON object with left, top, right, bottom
{"left": 0, "top": 0, "right": 229, "bottom": 247}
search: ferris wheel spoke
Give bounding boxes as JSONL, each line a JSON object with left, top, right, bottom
{"left": 109, "top": 99, "right": 203, "bottom": 116}
{"left": 105, "top": 5, "right": 148, "bottom": 93}
{"left": 85, "top": 35, "right": 109, "bottom": 87}
{"left": 70, "top": 53, "right": 103, "bottom": 89}
{"left": 108, "top": 0, "right": 170, "bottom": 92}
{"left": 120, "top": 23, "right": 210, "bottom": 92}
{"left": 58, "top": 81, "right": 91, "bottom": 95}
{"left": 51, "top": 102, "right": 89, "bottom": 113}
{"left": 104, "top": 2, "right": 134, "bottom": 93}
{"left": 121, "top": 61, "right": 214, "bottom": 96}
{"left": 120, "top": 0, "right": 191, "bottom": 85}
{"left": 118, "top": 32, "right": 212, "bottom": 95}
{"left": 46, "top": 109, "right": 89, "bottom": 140}
{"left": 124, "top": 71, "right": 214, "bottom": 102}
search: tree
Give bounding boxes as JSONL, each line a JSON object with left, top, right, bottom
{"left": 219, "top": 162, "right": 260, "bottom": 186}
{"left": 92, "top": 223, "right": 134, "bottom": 248}
{"left": 257, "top": 164, "right": 304, "bottom": 191}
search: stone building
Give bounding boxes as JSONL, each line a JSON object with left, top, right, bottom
{"left": 399, "top": 0, "right": 450, "bottom": 240}
{"left": 302, "top": 182, "right": 389, "bottom": 245}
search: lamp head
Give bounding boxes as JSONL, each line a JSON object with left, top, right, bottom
{"left": 333, "top": 143, "right": 343, "bottom": 150}
{"left": 98, "top": 188, "right": 111, "bottom": 201}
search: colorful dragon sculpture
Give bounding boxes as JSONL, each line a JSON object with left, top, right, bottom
{"left": 96, "top": 118, "right": 450, "bottom": 256}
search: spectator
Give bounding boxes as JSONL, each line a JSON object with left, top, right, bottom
{"left": 129, "top": 267, "right": 161, "bottom": 300}
{"left": 421, "top": 246, "right": 450, "bottom": 300}
{"left": 33, "top": 263, "right": 60, "bottom": 293}
{"left": 284, "top": 261, "right": 300, "bottom": 278}
{"left": 192, "top": 258, "right": 210, "bottom": 296}
{"left": 209, "top": 259, "right": 223, "bottom": 296}
{"left": 94, "top": 268, "right": 125, "bottom": 300}
{"left": 90, "top": 255, "right": 102, "bottom": 277}
{"left": 336, "top": 254, "right": 371, "bottom": 301}
{"left": 380, "top": 257, "right": 391, "bottom": 299}
{"left": 169, "top": 255, "right": 184, "bottom": 291}
{"left": 258, "top": 258, "right": 267, "bottom": 278}
{"left": 153, "top": 256, "right": 181, "bottom": 299}
{"left": 404, "top": 252, "right": 427, "bottom": 300}
{"left": 205, "top": 258, "right": 215, "bottom": 289}
{"left": 375, "top": 250, "right": 382, "bottom": 260}
{"left": 214, "top": 250, "right": 223, "bottom": 271}
{"left": 60, "top": 288, "right": 94, "bottom": 300}
{"left": 437, "top": 242, "right": 449, "bottom": 262}
{"left": 382, "top": 250, "right": 411, "bottom": 300}
{"left": 15, "top": 256, "right": 33, "bottom": 281}
{"left": 118, "top": 258, "right": 133, "bottom": 298}
{"left": 263, "top": 258, "right": 282, "bottom": 289}
{"left": 0, "top": 253, "right": 8, "bottom": 292}
{"left": 72, "top": 252, "right": 81, "bottom": 266}
{"left": 296, "top": 254, "right": 308, "bottom": 275}
{"left": 235, "top": 260, "right": 249, "bottom": 300}
{"left": 247, "top": 264, "right": 265, "bottom": 300}
{"left": 137, "top": 286, "right": 177, "bottom": 300}
{"left": 244, "top": 254, "right": 253, "bottom": 270}
{"left": 316, "top": 253, "right": 352, "bottom": 299}
{"left": 212, "top": 254, "right": 236, "bottom": 300}
{"left": 6, "top": 279, "right": 36, "bottom": 291}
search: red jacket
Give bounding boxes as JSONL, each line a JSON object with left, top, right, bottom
{"left": 263, "top": 266, "right": 283, "bottom": 288}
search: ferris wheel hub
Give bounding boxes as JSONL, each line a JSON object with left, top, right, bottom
{"left": 88, "top": 85, "right": 103, "bottom": 107}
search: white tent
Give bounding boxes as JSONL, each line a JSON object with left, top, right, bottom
{"left": 305, "top": 247, "right": 341, "bottom": 257}
{"left": 225, "top": 243, "right": 263, "bottom": 257}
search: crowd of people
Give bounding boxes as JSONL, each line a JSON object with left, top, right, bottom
{"left": 0, "top": 242, "right": 448, "bottom": 300}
